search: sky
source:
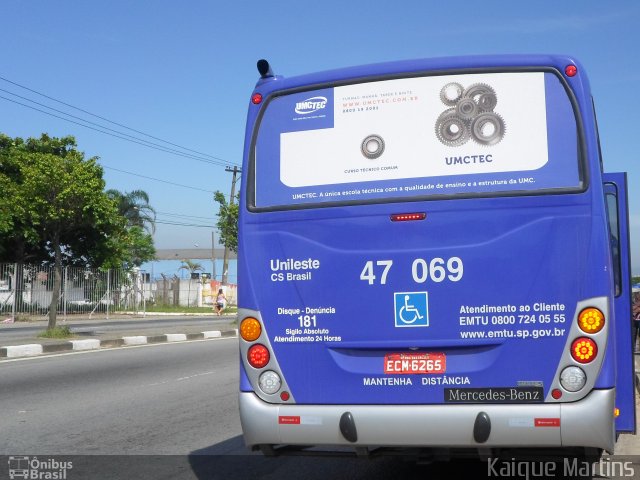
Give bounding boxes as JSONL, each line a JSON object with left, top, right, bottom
{"left": 1, "top": 1, "right": 639, "bottom": 272}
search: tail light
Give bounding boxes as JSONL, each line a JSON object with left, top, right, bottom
{"left": 258, "top": 370, "right": 281, "bottom": 394}
{"left": 390, "top": 212, "right": 426, "bottom": 222}
{"left": 240, "top": 317, "right": 262, "bottom": 341}
{"left": 247, "top": 344, "right": 270, "bottom": 368}
{"left": 577, "top": 307, "right": 605, "bottom": 334}
{"left": 560, "top": 366, "right": 586, "bottom": 392}
{"left": 551, "top": 302, "right": 606, "bottom": 400}
{"left": 570, "top": 337, "right": 598, "bottom": 364}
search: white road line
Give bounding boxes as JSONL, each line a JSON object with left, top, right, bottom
{"left": 176, "top": 371, "right": 216, "bottom": 381}
{"left": 146, "top": 370, "right": 217, "bottom": 387}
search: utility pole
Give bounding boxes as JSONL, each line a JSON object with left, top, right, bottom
{"left": 211, "top": 230, "right": 217, "bottom": 282}
{"left": 222, "top": 166, "right": 240, "bottom": 285}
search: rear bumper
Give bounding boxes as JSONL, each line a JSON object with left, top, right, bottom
{"left": 240, "top": 388, "right": 615, "bottom": 453}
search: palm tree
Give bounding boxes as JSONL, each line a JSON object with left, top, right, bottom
{"left": 107, "top": 189, "right": 156, "bottom": 234}
{"left": 178, "top": 260, "right": 204, "bottom": 307}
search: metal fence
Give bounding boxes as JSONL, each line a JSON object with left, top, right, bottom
{"left": 153, "top": 276, "right": 237, "bottom": 309}
{"left": 0, "top": 263, "right": 238, "bottom": 320}
{"left": 0, "top": 263, "right": 146, "bottom": 319}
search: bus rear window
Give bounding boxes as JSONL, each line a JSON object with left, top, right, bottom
{"left": 251, "top": 71, "right": 581, "bottom": 210}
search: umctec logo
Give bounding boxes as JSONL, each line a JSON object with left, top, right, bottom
{"left": 295, "top": 96, "right": 327, "bottom": 115}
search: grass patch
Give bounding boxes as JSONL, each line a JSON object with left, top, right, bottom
{"left": 38, "top": 325, "right": 73, "bottom": 339}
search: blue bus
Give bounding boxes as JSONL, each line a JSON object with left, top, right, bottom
{"left": 237, "top": 55, "right": 636, "bottom": 457}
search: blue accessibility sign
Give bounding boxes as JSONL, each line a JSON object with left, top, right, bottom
{"left": 394, "top": 291, "right": 429, "bottom": 327}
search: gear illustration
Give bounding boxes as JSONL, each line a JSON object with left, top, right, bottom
{"left": 477, "top": 92, "right": 497, "bottom": 111}
{"left": 455, "top": 98, "right": 478, "bottom": 120}
{"left": 361, "top": 134, "right": 385, "bottom": 159}
{"left": 463, "top": 83, "right": 496, "bottom": 103}
{"left": 435, "top": 81, "right": 504, "bottom": 146}
{"left": 439, "top": 82, "right": 464, "bottom": 106}
{"left": 471, "top": 112, "right": 506, "bottom": 146}
{"left": 435, "top": 109, "right": 470, "bottom": 147}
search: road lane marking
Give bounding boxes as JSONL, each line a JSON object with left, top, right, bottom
{"left": 145, "top": 371, "right": 217, "bottom": 387}
{"left": 177, "top": 371, "right": 216, "bottom": 381}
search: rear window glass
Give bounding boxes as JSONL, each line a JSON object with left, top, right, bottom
{"left": 252, "top": 71, "right": 581, "bottom": 209}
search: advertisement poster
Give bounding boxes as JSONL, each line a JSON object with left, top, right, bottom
{"left": 254, "top": 72, "right": 579, "bottom": 208}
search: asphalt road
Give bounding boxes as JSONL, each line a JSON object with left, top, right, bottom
{"left": 0, "top": 338, "right": 240, "bottom": 455}
{"left": 0, "top": 338, "right": 475, "bottom": 479}
{"left": 1, "top": 339, "right": 638, "bottom": 480}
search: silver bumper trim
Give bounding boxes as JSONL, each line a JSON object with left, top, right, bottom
{"left": 240, "top": 389, "right": 615, "bottom": 453}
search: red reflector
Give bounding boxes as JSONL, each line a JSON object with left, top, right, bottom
{"left": 565, "top": 65, "right": 578, "bottom": 77}
{"left": 247, "top": 344, "right": 270, "bottom": 368}
{"left": 390, "top": 212, "right": 426, "bottom": 222}
{"left": 280, "top": 391, "right": 290, "bottom": 401}
{"left": 551, "top": 388, "right": 562, "bottom": 399}
{"left": 535, "top": 418, "right": 561, "bottom": 427}
{"left": 279, "top": 415, "right": 300, "bottom": 425}
{"left": 251, "top": 93, "right": 263, "bottom": 104}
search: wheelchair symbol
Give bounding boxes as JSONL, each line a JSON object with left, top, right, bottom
{"left": 394, "top": 292, "right": 429, "bottom": 327}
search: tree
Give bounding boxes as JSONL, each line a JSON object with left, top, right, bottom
{"left": 105, "top": 189, "right": 157, "bottom": 269}
{"left": 0, "top": 134, "right": 128, "bottom": 330}
{"left": 0, "top": 135, "right": 20, "bottom": 236}
{"left": 178, "top": 260, "right": 204, "bottom": 307}
{"left": 106, "top": 189, "right": 156, "bottom": 233}
{"left": 213, "top": 191, "right": 238, "bottom": 253}
{"left": 121, "top": 226, "right": 156, "bottom": 270}
{"left": 0, "top": 134, "right": 39, "bottom": 264}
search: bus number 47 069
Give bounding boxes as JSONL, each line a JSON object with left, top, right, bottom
{"left": 360, "top": 257, "right": 463, "bottom": 285}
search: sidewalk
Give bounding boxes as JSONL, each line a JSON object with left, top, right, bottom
{"left": 0, "top": 313, "right": 237, "bottom": 359}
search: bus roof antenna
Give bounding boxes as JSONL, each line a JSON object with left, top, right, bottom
{"left": 257, "top": 59, "right": 274, "bottom": 79}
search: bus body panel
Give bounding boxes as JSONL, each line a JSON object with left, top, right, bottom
{"left": 240, "top": 201, "right": 609, "bottom": 406}
{"left": 603, "top": 173, "right": 636, "bottom": 433}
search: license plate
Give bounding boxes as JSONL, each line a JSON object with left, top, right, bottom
{"left": 384, "top": 352, "right": 446, "bottom": 374}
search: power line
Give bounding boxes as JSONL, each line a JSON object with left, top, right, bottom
{"left": 0, "top": 87, "right": 232, "bottom": 167}
{"left": 0, "top": 94, "right": 235, "bottom": 168}
{"left": 155, "top": 219, "right": 214, "bottom": 228}
{"left": 0, "top": 74, "right": 240, "bottom": 167}
{"left": 103, "top": 165, "right": 214, "bottom": 193}
{"left": 156, "top": 211, "right": 215, "bottom": 221}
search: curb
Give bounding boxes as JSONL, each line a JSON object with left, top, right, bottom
{"left": 0, "top": 329, "right": 238, "bottom": 359}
